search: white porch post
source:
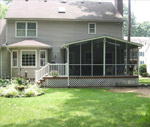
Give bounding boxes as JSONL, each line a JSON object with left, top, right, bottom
{"left": 103, "top": 38, "right": 106, "bottom": 76}
{"left": 67, "top": 47, "right": 70, "bottom": 87}
{"left": 138, "top": 47, "right": 140, "bottom": 77}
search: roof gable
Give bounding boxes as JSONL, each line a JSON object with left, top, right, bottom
{"left": 0, "top": 20, "right": 6, "bottom": 46}
{"left": 6, "top": 0, "right": 123, "bottom": 22}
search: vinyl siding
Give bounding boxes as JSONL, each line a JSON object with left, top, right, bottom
{"left": 7, "top": 20, "right": 123, "bottom": 63}
{"left": 0, "top": 48, "right": 11, "bottom": 78}
{"left": 11, "top": 48, "right": 48, "bottom": 79}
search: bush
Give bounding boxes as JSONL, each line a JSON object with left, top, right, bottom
{"left": 141, "top": 72, "right": 148, "bottom": 77}
{"left": 0, "top": 84, "right": 44, "bottom": 98}
{"left": 16, "top": 77, "right": 28, "bottom": 85}
{"left": 50, "top": 70, "right": 59, "bottom": 77}
{"left": 2, "top": 87, "right": 19, "bottom": 97}
{"left": 0, "top": 79, "right": 11, "bottom": 87}
{"left": 24, "top": 85, "right": 43, "bottom": 97}
{"left": 139, "top": 64, "right": 147, "bottom": 77}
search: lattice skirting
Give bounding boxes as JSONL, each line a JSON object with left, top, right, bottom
{"left": 41, "top": 79, "right": 68, "bottom": 88}
{"left": 41, "top": 77, "right": 139, "bottom": 88}
{"left": 69, "top": 78, "right": 139, "bottom": 87}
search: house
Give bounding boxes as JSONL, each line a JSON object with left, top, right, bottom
{"left": 0, "top": 0, "right": 142, "bottom": 87}
{"left": 125, "top": 37, "right": 150, "bottom": 75}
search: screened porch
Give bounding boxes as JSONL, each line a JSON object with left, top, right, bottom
{"left": 67, "top": 36, "right": 140, "bottom": 77}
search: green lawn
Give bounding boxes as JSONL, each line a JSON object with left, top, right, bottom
{"left": 0, "top": 88, "right": 150, "bottom": 127}
{"left": 139, "top": 77, "right": 150, "bottom": 84}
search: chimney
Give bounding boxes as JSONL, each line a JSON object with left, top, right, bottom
{"left": 114, "top": 0, "right": 123, "bottom": 16}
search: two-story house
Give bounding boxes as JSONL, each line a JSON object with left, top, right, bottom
{"left": 0, "top": 0, "right": 142, "bottom": 87}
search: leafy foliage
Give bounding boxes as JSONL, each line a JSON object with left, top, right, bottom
{"left": 139, "top": 64, "right": 148, "bottom": 77}
{"left": 0, "top": 79, "right": 11, "bottom": 87}
{"left": 50, "top": 70, "right": 59, "bottom": 77}
{"left": 123, "top": 5, "right": 150, "bottom": 37}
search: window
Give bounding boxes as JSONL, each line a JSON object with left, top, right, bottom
{"left": 88, "top": 23, "right": 96, "bottom": 34}
{"left": 40, "top": 50, "right": 47, "bottom": 67}
{"left": 16, "top": 22, "right": 37, "bottom": 37}
{"left": 12, "top": 51, "right": 18, "bottom": 67}
{"left": 139, "top": 52, "right": 144, "bottom": 57}
{"left": 21, "top": 50, "right": 36, "bottom": 67}
{"left": 140, "top": 61, "right": 144, "bottom": 64}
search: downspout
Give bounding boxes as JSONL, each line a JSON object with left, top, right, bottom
{"left": 7, "top": 47, "right": 12, "bottom": 78}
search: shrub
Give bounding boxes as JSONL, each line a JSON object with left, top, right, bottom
{"left": 24, "top": 84, "right": 43, "bottom": 97}
{"left": 139, "top": 64, "right": 147, "bottom": 77}
{"left": 0, "top": 83, "right": 43, "bottom": 98}
{"left": 16, "top": 77, "right": 28, "bottom": 85}
{"left": 0, "top": 79, "right": 11, "bottom": 87}
{"left": 50, "top": 70, "right": 59, "bottom": 77}
{"left": 2, "top": 87, "right": 19, "bottom": 97}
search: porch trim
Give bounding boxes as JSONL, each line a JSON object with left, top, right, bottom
{"left": 63, "top": 36, "right": 143, "bottom": 47}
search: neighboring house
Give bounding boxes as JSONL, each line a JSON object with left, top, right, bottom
{"left": 126, "top": 37, "right": 150, "bottom": 75}
{"left": 0, "top": 0, "right": 142, "bottom": 87}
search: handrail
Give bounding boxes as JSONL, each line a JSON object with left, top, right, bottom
{"left": 35, "top": 63, "right": 67, "bottom": 82}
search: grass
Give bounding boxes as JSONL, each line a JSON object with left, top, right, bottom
{"left": 0, "top": 88, "right": 150, "bottom": 127}
{"left": 139, "top": 77, "right": 150, "bottom": 84}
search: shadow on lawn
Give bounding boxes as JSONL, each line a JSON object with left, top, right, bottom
{"left": 2, "top": 88, "right": 150, "bottom": 127}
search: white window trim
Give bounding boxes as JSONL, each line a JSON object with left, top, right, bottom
{"left": 88, "top": 23, "right": 96, "bottom": 34}
{"left": 39, "top": 50, "right": 47, "bottom": 67}
{"left": 20, "top": 50, "right": 37, "bottom": 68}
{"left": 12, "top": 50, "right": 18, "bottom": 68}
{"left": 15, "top": 21, "right": 38, "bottom": 38}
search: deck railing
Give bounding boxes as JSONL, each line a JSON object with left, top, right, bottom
{"left": 35, "top": 63, "right": 67, "bottom": 82}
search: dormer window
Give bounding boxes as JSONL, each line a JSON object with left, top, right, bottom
{"left": 88, "top": 23, "right": 96, "bottom": 34}
{"left": 16, "top": 22, "right": 37, "bottom": 38}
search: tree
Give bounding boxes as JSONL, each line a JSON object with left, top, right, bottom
{"left": 123, "top": 5, "right": 137, "bottom": 37}
{"left": 0, "top": 0, "right": 12, "bottom": 19}
{"left": 136, "top": 22, "right": 150, "bottom": 37}
{"left": 123, "top": 4, "right": 150, "bottom": 37}
{"left": 0, "top": 3, "right": 8, "bottom": 19}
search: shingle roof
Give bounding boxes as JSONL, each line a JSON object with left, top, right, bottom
{"left": 0, "top": 20, "right": 6, "bottom": 46}
{"left": 7, "top": 40, "right": 52, "bottom": 48}
{"left": 6, "top": 0, "right": 123, "bottom": 22}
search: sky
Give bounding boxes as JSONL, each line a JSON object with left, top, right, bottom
{"left": 96, "top": 0, "right": 150, "bottom": 23}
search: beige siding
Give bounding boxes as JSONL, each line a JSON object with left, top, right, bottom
{"left": 0, "top": 48, "right": 11, "bottom": 78}
{"left": 7, "top": 20, "right": 123, "bottom": 63}
{"left": 11, "top": 48, "right": 48, "bottom": 79}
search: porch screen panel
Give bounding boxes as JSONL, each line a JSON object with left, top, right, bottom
{"left": 105, "top": 39, "right": 115, "bottom": 75}
{"left": 81, "top": 42, "right": 91, "bottom": 64}
{"left": 116, "top": 41, "right": 127, "bottom": 75}
{"left": 93, "top": 39, "right": 103, "bottom": 64}
{"left": 81, "top": 41, "right": 91, "bottom": 76}
{"left": 93, "top": 39, "right": 103, "bottom": 76}
{"left": 69, "top": 44, "right": 80, "bottom": 76}
{"left": 127, "top": 44, "right": 138, "bottom": 76}
{"left": 69, "top": 44, "right": 80, "bottom": 64}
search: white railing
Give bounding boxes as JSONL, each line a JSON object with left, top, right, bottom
{"left": 35, "top": 63, "right": 67, "bottom": 82}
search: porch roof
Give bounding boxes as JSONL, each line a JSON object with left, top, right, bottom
{"left": 7, "top": 40, "right": 52, "bottom": 48}
{"left": 63, "top": 36, "right": 143, "bottom": 47}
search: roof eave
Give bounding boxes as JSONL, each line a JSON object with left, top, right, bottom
{"left": 5, "top": 17, "right": 124, "bottom": 22}
{"left": 63, "top": 36, "right": 143, "bottom": 48}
